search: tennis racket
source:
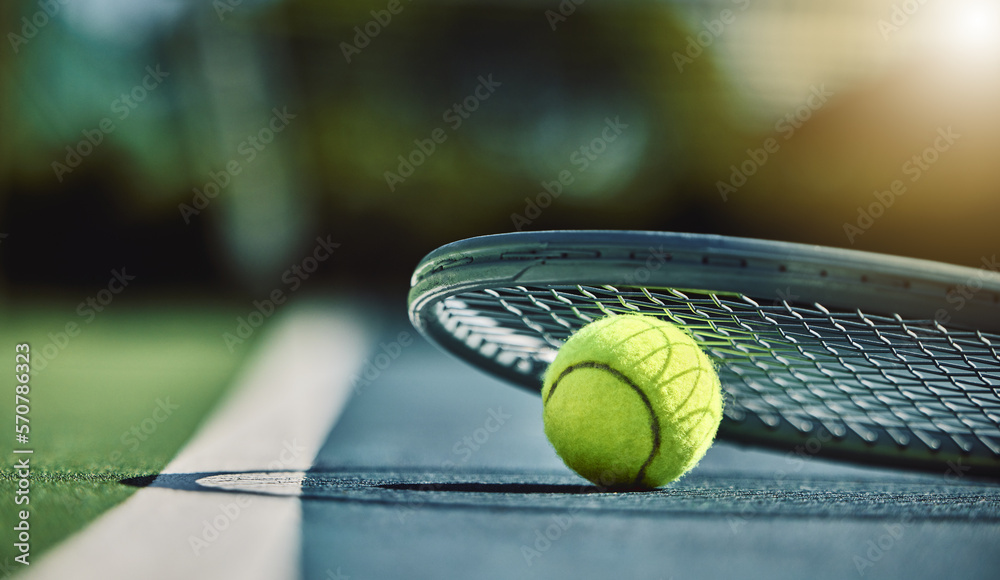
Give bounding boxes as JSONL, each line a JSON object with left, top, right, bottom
{"left": 408, "top": 231, "right": 1000, "bottom": 477}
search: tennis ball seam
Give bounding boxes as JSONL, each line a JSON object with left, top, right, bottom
{"left": 650, "top": 359, "right": 722, "bottom": 466}
{"left": 547, "top": 360, "right": 661, "bottom": 487}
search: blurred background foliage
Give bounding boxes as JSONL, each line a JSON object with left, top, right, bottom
{"left": 1, "top": 0, "right": 998, "bottom": 301}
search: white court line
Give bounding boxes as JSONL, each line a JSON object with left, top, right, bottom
{"left": 23, "top": 306, "right": 372, "bottom": 580}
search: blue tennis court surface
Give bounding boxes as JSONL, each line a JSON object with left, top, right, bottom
{"left": 301, "top": 326, "right": 1000, "bottom": 579}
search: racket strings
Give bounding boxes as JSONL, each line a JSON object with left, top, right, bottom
{"left": 434, "top": 284, "right": 1000, "bottom": 458}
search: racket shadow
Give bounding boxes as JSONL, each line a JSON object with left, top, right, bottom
{"left": 119, "top": 468, "right": 1000, "bottom": 523}
{"left": 119, "top": 471, "right": 641, "bottom": 496}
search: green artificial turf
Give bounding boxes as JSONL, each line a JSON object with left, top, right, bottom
{"left": 0, "top": 302, "right": 249, "bottom": 572}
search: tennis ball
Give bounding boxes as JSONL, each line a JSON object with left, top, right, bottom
{"left": 542, "top": 314, "right": 723, "bottom": 489}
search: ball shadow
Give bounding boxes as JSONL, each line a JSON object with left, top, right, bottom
{"left": 377, "top": 482, "right": 651, "bottom": 494}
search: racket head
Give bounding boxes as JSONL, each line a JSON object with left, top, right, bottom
{"left": 408, "top": 231, "right": 1000, "bottom": 476}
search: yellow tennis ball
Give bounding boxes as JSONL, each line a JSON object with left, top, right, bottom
{"left": 542, "top": 314, "right": 723, "bottom": 489}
